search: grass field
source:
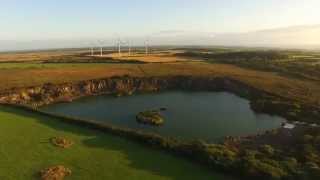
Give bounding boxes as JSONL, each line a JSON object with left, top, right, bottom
{"left": 0, "top": 61, "right": 319, "bottom": 106}
{"left": 0, "top": 105, "right": 236, "bottom": 180}
{"left": 0, "top": 49, "right": 87, "bottom": 62}
{"left": 99, "top": 51, "right": 197, "bottom": 63}
{"left": 1, "top": 49, "right": 320, "bottom": 179}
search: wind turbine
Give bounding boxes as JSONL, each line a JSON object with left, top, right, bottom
{"left": 116, "top": 37, "right": 128, "bottom": 57}
{"left": 144, "top": 38, "right": 150, "bottom": 55}
{"left": 125, "top": 39, "right": 132, "bottom": 56}
{"left": 118, "top": 38, "right": 122, "bottom": 57}
{"left": 97, "top": 40, "right": 105, "bottom": 57}
{"left": 90, "top": 46, "right": 94, "bottom": 56}
{"left": 87, "top": 42, "right": 95, "bottom": 56}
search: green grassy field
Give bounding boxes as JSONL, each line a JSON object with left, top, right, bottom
{"left": 0, "top": 105, "right": 236, "bottom": 180}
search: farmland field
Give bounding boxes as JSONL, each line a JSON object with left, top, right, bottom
{"left": 0, "top": 48, "right": 320, "bottom": 179}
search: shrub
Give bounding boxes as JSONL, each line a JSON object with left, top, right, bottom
{"left": 302, "top": 162, "right": 320, "bottom": 179}
{"left": 260, "top": 145, "right": 275, "bottom": 156}
{"left": 243, "top": 157, "right": 287, "bottom": 179}
{"left": 205, "top": 144, "right": 238, "bottom": 163}
{"left": 282, "top": 157, "right": 298, "bottom": 173}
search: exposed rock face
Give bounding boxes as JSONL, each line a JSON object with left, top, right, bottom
{"left": 0, "top": 75, "right": 318, "bottom": 122}
{"left": 0, "top": 76, "right": 257, "bottom": 106}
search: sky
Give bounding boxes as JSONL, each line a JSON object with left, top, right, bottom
{"left": 1, "top": 0, "right": 320, "bottom": 50}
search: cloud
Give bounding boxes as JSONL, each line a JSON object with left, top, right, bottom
{"left": 211, "top": 24, "right": 320, "bottom": 48}
{"left": 152, "top": 30, "right": 186, "bottom": 36}
{"left": 1, "top": 25, "right": 320, "bottom": 51}
{"left": 150, "top": 25, "right": 320, "bottom": 48}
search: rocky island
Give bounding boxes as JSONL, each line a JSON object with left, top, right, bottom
{"left": 136, "top": 110, "right": 164, "bottom": 126}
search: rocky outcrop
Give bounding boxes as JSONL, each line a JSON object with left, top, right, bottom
{"left": 136, "top": 110, "right": 164, "bottom": 126}
{"left": 0, "top": 75, "right": 318, "bottom": 123}
{"left": 0, "top": 76, "right": 259, "bottom": 106}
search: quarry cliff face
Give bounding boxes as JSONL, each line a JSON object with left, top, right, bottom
{"left": 0, "top": 76, "right": 257, "bottom": 107}
{"left": 0, "top": 75, "right": 318, "bottom": 122}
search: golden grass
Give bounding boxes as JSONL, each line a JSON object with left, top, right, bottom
{"left": 0, "top": 49, "right": 86, "bottom": 62}
{"left": 0, "top": 64, "right": 143, "bottom": 89}
{"left": 0, "top": 49, "right": 319, "bottom": 105}
{"left": 0, "top": 61, "right": 319, "bottom": 106}
{"left": 97, "top": 51, "right": 199, "bottom": 63}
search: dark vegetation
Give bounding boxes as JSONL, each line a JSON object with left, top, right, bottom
{"left": 225, "top": 61, "right": 320, "bottom": 82}
{"left": 232, "top": 126, "right": 320, "bottom": 180}
{"left": 250, "top": 97, "right": 319, "bottom": 124}
{"left": 178, "top": 50, "right": 320, "bottom": 81}
{"left": 178, "top": 50, "right": 289, "bottom": 61}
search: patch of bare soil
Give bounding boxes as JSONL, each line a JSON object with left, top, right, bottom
{"left": 40, "top": 165, "right": 71, "bottom": 180}
{"left": 51, "top": 137, "right": 74, "bottom": 148}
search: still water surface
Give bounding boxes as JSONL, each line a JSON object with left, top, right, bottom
{"left": 41, "top": 91, "right": 285, "bottom": 141}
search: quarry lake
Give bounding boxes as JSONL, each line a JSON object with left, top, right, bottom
{"left": 41, "top": 91, "right": 285, "bottom": 141}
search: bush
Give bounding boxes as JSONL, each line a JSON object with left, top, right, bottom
{"left": 253, "top": 160, "right": 287, "bottom": 179}
{"left": 260, "top": 145, "right": 275, "bottom": 156}
{"left": 243, "top": 155, "right": 287, "bottom": 179}
{"left": 205, "top": 144, "right": 238, "bottom": 166}
{"left": 301, "top": 162, "right": 320, "bottom": 179}
{"left": 282, "top": 157, "right": 298, "bottom": 173}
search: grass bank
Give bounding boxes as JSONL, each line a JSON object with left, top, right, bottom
{"left": 0, "top": 105, "right": 234, "bottom": 180}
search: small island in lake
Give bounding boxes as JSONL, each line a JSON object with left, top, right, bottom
{"left": 136, "top": 110, "right": 164, "bottom": 126}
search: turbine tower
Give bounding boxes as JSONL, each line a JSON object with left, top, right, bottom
{"left": 127, "top": 40, "right": 132, "bottom": 56}
{"left": 98, "top": 40, "right": 104, "bottom": 57}
{"left": 88, "top": 42, "right": 95, "bottom": 56}
{"left": 117, "top": 38, "right": 122, "bottom": 57}
{"left": 90, "top": 46, "right": 94, "bottom": 56}
{"left": 144, "top": 38, "right": 149, "bottom": 55}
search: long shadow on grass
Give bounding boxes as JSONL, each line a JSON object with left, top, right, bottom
{"left": 0, "top": 106, "right": 234, "bottom": 180}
